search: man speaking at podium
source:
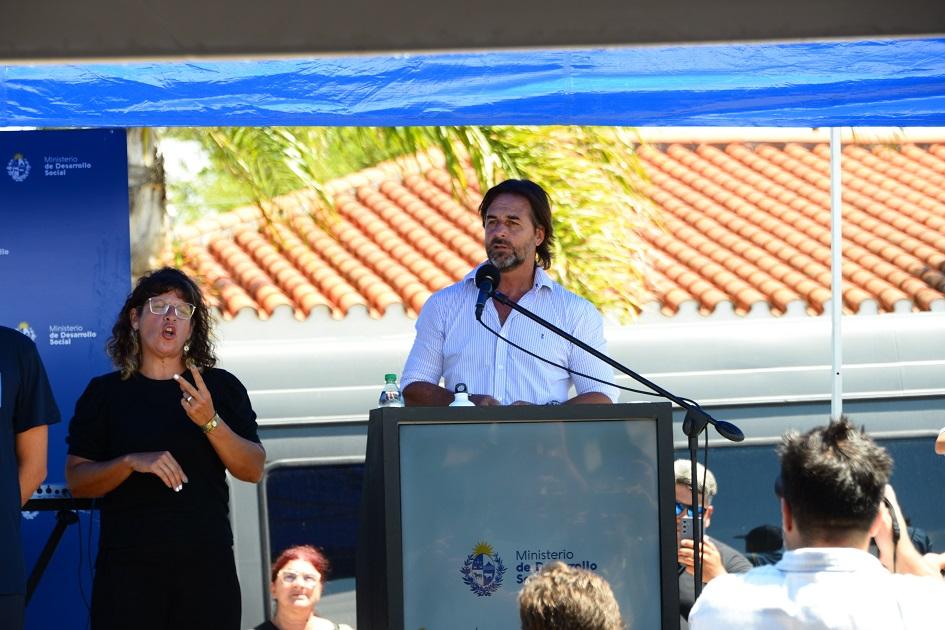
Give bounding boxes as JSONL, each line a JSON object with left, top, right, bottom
{"left": 401, "top": 179, "right": 618, "bottom": 407}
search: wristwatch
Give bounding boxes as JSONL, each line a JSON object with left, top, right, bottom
{"left": 201, "top": 413, "right": 221, "bottom": 434}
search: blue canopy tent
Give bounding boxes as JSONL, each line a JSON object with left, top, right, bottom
{"left": 3, "top": 38, "right": 945, "bottom": 128}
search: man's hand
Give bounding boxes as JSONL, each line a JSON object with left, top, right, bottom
{"left": 678, "top": 538, "right": 727, "bottom": 583}
{"left": 935, "top": 431, "right": 945, "bottom": 455}
{"left": 875, "top": 484, "right": 941, "bottom": 577}
{"left": 470, "top": 394, "right": 501, "bottom": 406}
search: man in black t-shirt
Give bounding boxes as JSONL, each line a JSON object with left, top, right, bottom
{"left": 673, "top": 459, "right": 752, "bottom": 630}
{"left": 0, "top": 326, "right": 61, "bottom": 630}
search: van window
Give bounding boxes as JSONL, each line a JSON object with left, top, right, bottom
{"left": 264, "top": 463, "right": 365, "bottom": 580}
{"left": 675, "top": 436, "right": 945, "bottom": 556}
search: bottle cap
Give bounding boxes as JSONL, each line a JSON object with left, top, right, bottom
{"left": 454, "top": 383, "right": 468, "bottom": 393}
{"left": 385, "top": 373, "right": 397, "bottom": 382}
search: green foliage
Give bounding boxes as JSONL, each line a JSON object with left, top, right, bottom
{"left": 478, "top": 127, "right": 653, "bottom": 320}
{"left": 161, "top": 125, "right": 654, "bottom": 320}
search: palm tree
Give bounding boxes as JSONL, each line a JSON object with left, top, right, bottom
{"left": 128, "top": 127, "right": 168, "bottom": 278}
{"left": 161, "top": 125, "right": 655, "bottom": 319}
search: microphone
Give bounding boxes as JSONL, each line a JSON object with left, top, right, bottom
{"left": 474, "top": 263, "right": 501, "bottom": 321}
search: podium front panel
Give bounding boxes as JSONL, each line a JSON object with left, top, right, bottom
{"left": 363, "top": 403, "right": 677, "bottom": 630}
{"left": 402, "top": 418, "right": 661, "bottom": 629}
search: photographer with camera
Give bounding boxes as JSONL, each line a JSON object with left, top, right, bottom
{"left": 674, "top": 459, "right": 752, "bottom": 629}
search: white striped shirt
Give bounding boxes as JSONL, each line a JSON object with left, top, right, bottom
{"left": 401, "top": 265, "right": 619, "bottom": 405}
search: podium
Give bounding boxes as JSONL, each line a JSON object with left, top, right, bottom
{"left": 356, "top": 403, "right": 680, "bottom": 630}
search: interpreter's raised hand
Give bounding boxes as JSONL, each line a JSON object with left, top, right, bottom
{"left": 125, "top": 451, "right": 188, "bottom": 492}
{"left": 678, "top": 538, "right": 727, "bottom": 583}
{"left": 470, "top": 394, "right": 501, "bottom": 406}
{"left": 174, "top": 366, "right": 216, "bottom": 427}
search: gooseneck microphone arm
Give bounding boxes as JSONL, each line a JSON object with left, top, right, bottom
{"left": 486, "top": 286, "right": 744, "bottom": 599}
{"left": 488, "top": 289, "right": 742, "bottom": 439}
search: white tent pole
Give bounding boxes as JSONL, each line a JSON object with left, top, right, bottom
{"left": 830, "top": 127, "right": 843, "bottom": 421}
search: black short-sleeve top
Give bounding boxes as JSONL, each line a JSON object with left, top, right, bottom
{"left": 0, "top": 326, "right": 61, "bottom": 593}
{"left": 67, "top": 368, "right": 260, "bottom": 549}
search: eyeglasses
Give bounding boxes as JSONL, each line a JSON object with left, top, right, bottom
{"left": 278, "top": 571, "right": 320, "bottom": 586}
{"left": 675, "top": 501, "right": 706, "bottom": 518}
{"left": 147, "top": 297, "right": 196, "bottom": 320}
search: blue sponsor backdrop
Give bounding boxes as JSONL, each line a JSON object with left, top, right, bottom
{"left": 0, "top": 128, "right": 130, "bottom": 629}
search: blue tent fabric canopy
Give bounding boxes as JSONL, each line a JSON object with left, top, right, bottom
{"left": 3, "top": 38, "right": 945, "bottom": 128}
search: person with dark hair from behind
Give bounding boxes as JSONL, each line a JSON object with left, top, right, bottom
{"left": 690, "top": 417, "right": 945, "bottom": 629}
{"left": 255, "top": 545, "right": 353, "bottom": 630}
{"left": 401, "top": 178, "right": 618, "bottom": 407}
{"left": 0, "top": 325, "right": 60, "bottom": 630}
{"left": 518, "top": 562, "right": 625, "bottom": 630}
{"left": 65, "top": 267, "right": 265, "bottom": 630}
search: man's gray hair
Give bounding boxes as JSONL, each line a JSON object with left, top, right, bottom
{"left": 674, "top": 459, "right": 718, "bottom": 505}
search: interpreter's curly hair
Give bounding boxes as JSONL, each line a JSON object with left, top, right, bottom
{"left": 519, "top": 562, "right": 625, "bottom": 630}
{"left": 107, "top": 267, "right": 216, "bottom": 379}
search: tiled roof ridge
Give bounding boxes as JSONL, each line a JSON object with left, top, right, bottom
{"left": 635, "top": 127, "right": 945, "bottom": 145}
{"left": 175, "top": 146, "right": 449, "bottom": 243}
{"left": 639, "top": 144, "right": 844, "bottom": 314}
{"left": 636, "top": 139, "right": 945, "bottom": 316}
{"left": 169, "top": 136, "right": 945, "bottom": 322}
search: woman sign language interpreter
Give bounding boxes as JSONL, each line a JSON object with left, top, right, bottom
{"left": 65, "top": 267, "right": 265, "bottom": 630}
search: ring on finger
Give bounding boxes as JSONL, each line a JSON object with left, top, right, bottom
{"left": 185, "top": 395, "right": 194, "bottom": 403}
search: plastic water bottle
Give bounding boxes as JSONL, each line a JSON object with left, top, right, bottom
{"left": 449, "top": 383, "right": 475, "bottom": 407}
{"left": 378, "top": 373, "right": 404, "bottom": 407}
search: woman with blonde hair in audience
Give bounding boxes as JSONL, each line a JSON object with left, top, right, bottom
{"left": 518, "top": 561, "right": 626, "bottom": 630}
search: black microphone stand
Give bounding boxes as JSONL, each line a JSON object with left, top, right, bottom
{"left": 485, "top": 289, "right": 744, "bottom": 600}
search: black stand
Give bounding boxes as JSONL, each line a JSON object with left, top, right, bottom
{"left": 25, "top": 509, "right": 79, "bottom": 604}
{"left": 486, "top": 288, "right": 744, "bottom": 600}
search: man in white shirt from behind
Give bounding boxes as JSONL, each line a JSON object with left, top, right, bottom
{"left": 690, "top": 417, "right": 945, "bottom": 630}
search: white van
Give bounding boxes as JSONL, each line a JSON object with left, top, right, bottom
{"left": 223, "top": 311, "right": 945, "bottom": 628}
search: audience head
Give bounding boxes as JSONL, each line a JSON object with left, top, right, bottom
{"left": 776, "top": 417, "right": 892, "bottom": 547}
{"left": 673, "top": 459, "right": 718, "bottom": 505}
{"left": 518, "top": 561, "right": 625, "bottom": 630}
{"left": 269, "top": 545, "right": 331, "bottom": 615}
{"left": 739, "top": 524, "right": 784, "bottom": 554}
{"left": 673, "top": 459, "right": 717, "bottom": 529}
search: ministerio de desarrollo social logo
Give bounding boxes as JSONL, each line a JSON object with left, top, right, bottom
{"left": 460, "top": 541, "right": 507, "bottom": 597}
{"left": 17, "top": 321, "right": 37, "bottom": 342}
{"left": 6, "top": 153, "right": 31, "bottom": 182}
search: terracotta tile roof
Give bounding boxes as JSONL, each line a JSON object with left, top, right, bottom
{"left": 169, "top": 133, "right": 945, "bottom": 320}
